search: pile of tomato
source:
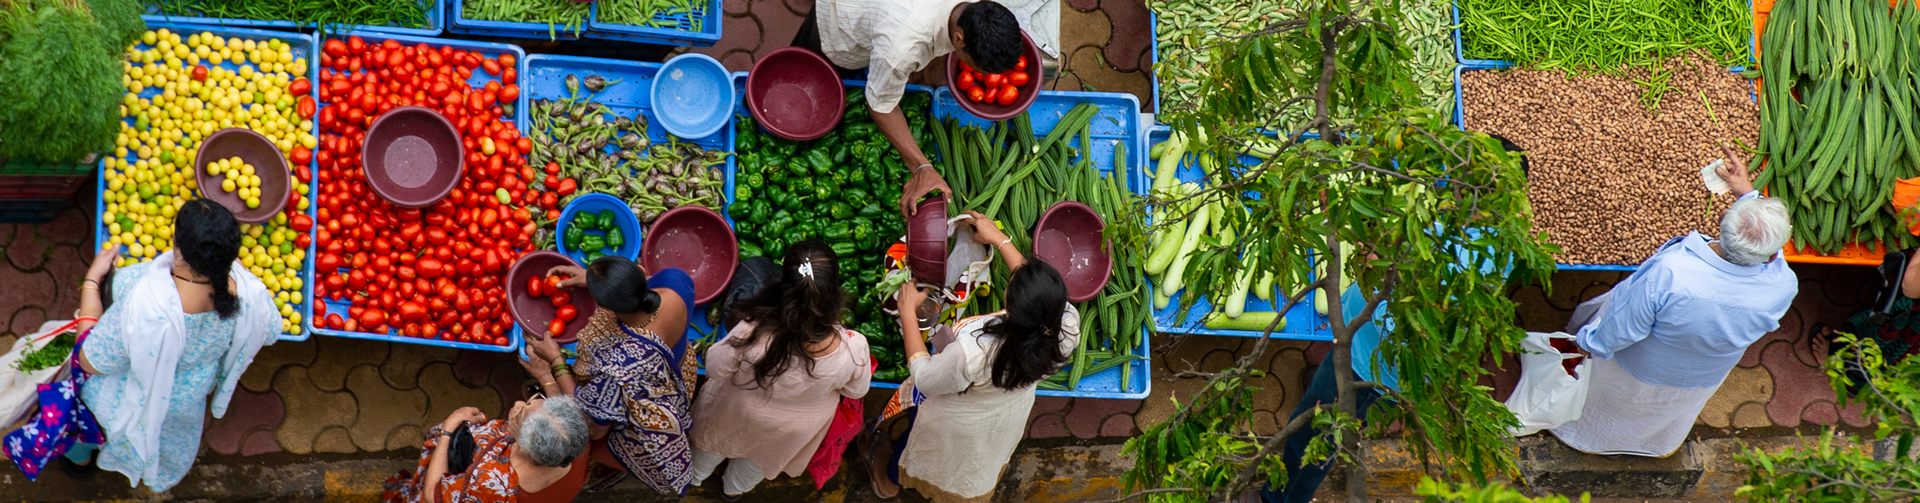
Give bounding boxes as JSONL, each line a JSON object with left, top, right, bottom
{"left": 956, "top": 55, "right": 1030, "bottom": 106}
{"left": 309, "top": 35, "right": 535, "bottom": 346}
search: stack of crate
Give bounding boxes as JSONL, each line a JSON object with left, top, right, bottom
{"left": 0, "top": 156, "right": 96, "bottom": 223}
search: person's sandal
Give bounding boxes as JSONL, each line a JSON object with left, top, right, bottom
{"left": 862, "top": 428, "right": 900, "bottom": 499}
{"left": 58, "top": 449, "right": 99, "bottom": 478}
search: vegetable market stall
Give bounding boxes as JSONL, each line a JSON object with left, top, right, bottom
{"left": 451, "top": 0, "right": 589, "bottom": 40}
{"left": 518, "top": 54, "right": 736, "bottom": 347}
{"left": 726, "top": 74, "right": 924, "bottom": 387}
{"left": 93, "top": 22, "right": 320, "bottom": 341}
{"left": 1143, "top": 126, "right": 1335, "bottom": 339}
{"left": 307, "top": 32, "right": 530, "bottom": 352}
{"left": 141, "top": 0, "right": 444, "bottom": 36}
{"left": 930, "top": 89, "right": 1152, "bottom": 399}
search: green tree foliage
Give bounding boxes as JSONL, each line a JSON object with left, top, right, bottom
{"left": 1735, "top": 333, "right": 1920, "bottom": 502}
{"left": 1121, "top": 0, "right": 1559, "bottom": 500}
{"left": 0, "top": 0, "right": 131, "bottom": 162}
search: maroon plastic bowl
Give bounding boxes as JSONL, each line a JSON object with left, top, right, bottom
{"left": 363, "top": 106, "right": 463, "bottom": 208}
{"left": 906, "top": 197, "right": 949, "bottom": 284}
{"left": 642, "top": 206, "right": 738, "bottom": 305}
{"left": 747, "top": 47, "right": 846, "bottom": 142}
{"left": 945, "top": 32, "right": 1043, "bottom": 121}
{"left": 193, "top": 128, "right": 291, "bottom": 224}
{"left": 507, "top": 251, "right": 594, "bottom": 344}
{"left": 1033, "top": 201, "right": 1111, "bottom": 303}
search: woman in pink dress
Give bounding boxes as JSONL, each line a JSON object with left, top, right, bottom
{"left": 689, "top": 239, "right": 873, "bottom": 498}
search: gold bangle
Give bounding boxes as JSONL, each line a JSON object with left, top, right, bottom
{"left": 907, "top": 351, "right": 931, "bottom": 364}
{"left": 541, "top": 381, "right": 556, "bottom": 388}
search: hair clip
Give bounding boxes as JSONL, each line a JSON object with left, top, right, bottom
{"left": 798, "top": 262, "right": 815, "bottom": 280}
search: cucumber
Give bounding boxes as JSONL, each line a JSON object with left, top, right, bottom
{"left": 1204, "top": 311, "right": 1284, "bottom": 332}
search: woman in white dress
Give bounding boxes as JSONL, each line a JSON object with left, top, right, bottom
{"left": 872, "top": 211, "right": 1079, "bottom": 502}
{"left": 689, "top": 239, "right": 873, "bottom": 498}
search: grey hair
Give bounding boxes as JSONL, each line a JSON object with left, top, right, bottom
{"left": 1719, "top": 196, "right": 1791, "bottom": 266}
{"left": 518, "top": 395, "right": 589, "bottom": 467}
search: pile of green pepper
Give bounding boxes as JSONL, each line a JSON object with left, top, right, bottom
{"left": 563, "top": 209, "right": 625, "bottom": 263}
{"left": 729, "top": 90, "right": 933, "bottom": 382}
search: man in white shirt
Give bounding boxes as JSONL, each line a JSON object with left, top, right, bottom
{"left": 794, "top": 0, "right": 1029, "bottom": 217}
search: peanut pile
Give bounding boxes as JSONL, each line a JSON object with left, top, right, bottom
{"left": 1462, "top": 53, "right": 1760, "bottom": 265}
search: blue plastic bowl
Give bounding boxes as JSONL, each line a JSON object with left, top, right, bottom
{"left": 652, "top": 53, "right": 733, "bottom": 139}
{"left": 557, "top": 193, "right": 643, "bottom": 265}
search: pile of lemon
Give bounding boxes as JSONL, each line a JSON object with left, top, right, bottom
{"left": 101, "top": 28, "right": 316, "bottom": 335}
{"left": 206, "top": 156, "right": 266, "bottom": 208}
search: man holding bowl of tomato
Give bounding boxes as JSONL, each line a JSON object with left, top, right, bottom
{"left": 793, "top": 0, "right": 1050, "bottom": 217}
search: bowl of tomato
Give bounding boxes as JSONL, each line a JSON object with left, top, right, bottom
{"left": 945, "top": 31, "right": 1042, "bottom": 121}
{"left": 508, "top": 250, "right": 595, "bottom": 344}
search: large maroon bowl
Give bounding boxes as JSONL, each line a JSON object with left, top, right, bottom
{"left": 642, "top": 206, "right": 738, "bottom": 305}
{"left": 945, "top": 32, "right": 1043, "bottom": 121}
{"left": 507, "top": 251, "right": 594, "bottom": 344}
{"left": 193, "top": 128, "right": 291, "bottom": 223}
{"left": 747, "top": 47, "right": 846, "bottom": 142}
{"left": 906, "top": 197, "right": 949, "bottom": 284}
{"left": 363, "top": 106, "right": 463, "bottom": 208}
{"left": 1033, "top": 201, "right": 1111, "bottom": 302}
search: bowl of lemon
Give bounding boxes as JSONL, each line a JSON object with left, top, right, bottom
{"left": 193, "top": 128, "right": 292, "bottom": 223}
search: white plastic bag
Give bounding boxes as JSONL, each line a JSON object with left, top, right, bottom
{"left": 0, "top": 320, "right": 79, "bottom": 429}
{"left": 1506, "top": 331, "right": 1589, "bottom": 437}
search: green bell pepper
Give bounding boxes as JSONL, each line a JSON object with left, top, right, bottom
{"left": 846, "top": 188, "right": 871, "bottom": 206}
{"left": 814, "top": 184, "right": 832, "bottom": 200}
{"left": 823, "top": 222, "right": 852, "bottom": 242}
{"left": 828, "top": 202, "right": 852, "bottom": 220}
{"left": 795, "top": 221, "right": 819, "bottom": 239}
{"left": 832, "top": 143, "right": 849, "bottom": 165}
{"left": 788, "top": 158, "right": 809, "bottom": 177}
{"left": 830, "top": 170, "right": 849, "bottom": 187}
{"left": 598, "top": 210, "right": 616, "bottom": 230}
{"left": 573, "top": 212, "right": 597, "bottom": 231}
{"left": 749, "top": 200, "right": 772, "bottom": 222}
{"left": 580, "top": 234, "right": 607, "bottom": 253}
{"left": 564, "top": 226, "right": 586, "bottom": 250}
{"left": 734, "top": 185, "right": 753, "bottom": 203}
{"left": 830, "top": 241, "right": 857, "bottom": 257}
{"left": 587, "top": 251, "right": 608, "bottom": 264}
{"left": 768, "top": 167, "right": 788, "bottom": 184}
{"left": 746, "top": 173, "right": 764, "bottom": 189}
{"left": 857, "top": 203, "right": 886, "bottom": 219}
{"left": 739, "top": 241, "right": 764, "bottom": 259}
{"left": 857, "top": 267, "right": 879, "bottom": 285}
{"left": 793, "top": 178, "right": 816, "bottom": 196}
{"left": 606, "top": 227, "right": 624, "bottom": 249}
{"left": 806, "top": 149, "right": 833, "bottom": 176}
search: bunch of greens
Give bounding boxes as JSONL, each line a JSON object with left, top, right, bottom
{"left": 13, "top": 332, "right": 75, "bottom": 373}
{"left": 87, "top": 0, "right": 145, "bottom": 48}
{"left": 462, "top": 0, "right": 587, "bottom": 40}
{"left": 729, "top": 90, "right": 928, "bottom": 381}
{"left": 0, "top": 0, "right": 130, "bottom": 162}
{"left": 598, "top": 0, "right": 704, "bottom": 32}
{"left": 1458, "top": 0, "right": 1751, "bottom": 72}
{"left": 146, "top": 0, "right": 431, "bottom": 32}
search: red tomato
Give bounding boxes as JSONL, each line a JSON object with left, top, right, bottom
{"left": 546, "top": 275, "right": 565, "bottom": 291}
{"left": 359, "top": 309, "right": 388, "bottom": 328}
{"left": 549, "top": 290, "right": 571, "bottom": 307}
{"left": 985, "top": 73, "right": 1003, "bottom": 89}
{"left": 324, "top": 39, "right": 348, "bottom": 57}
{"left": 528, "top": 276, "right": 546, "bottom": 297}
{"left": 555, "top": 304, "right": 578, "bottom": 323}
{"left": 398, "top": 301, "right": 429, "bottom": 323}
{"left": 327, "top": 313, "right": 346, "bottom": 330}
{"left": 482, "top": 59, "right": 502, "bottom": 75}
{"left": 547, "top": 319, "right": 566, "bottom": 337}
{"left": 967, "top": 86, "right": 987, "bottom": 103}
{"left": 997, "top": 85, "right": 1019, "bottom": 105}
{"left": 1016, "top": 55, "right": 1028, "bottom": 72}
{"left": 958, "top": 72, "right": 975, "bottom": 90}
{"left": 499, "top": 85, "right": 518, "bottom": 104}
{"left": 417, "top": 257, "right": 445, "bottom": 278}
{"left": 1008, "top": 70, "right": 1029, "bottom": 87}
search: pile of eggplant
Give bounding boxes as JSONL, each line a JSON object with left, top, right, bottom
{"left": 528, "top": 74, "right": 727, "bottom": 229}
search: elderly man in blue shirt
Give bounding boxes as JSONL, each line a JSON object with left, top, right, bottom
{"left": 1550, "top": 145, "right": 1797, "bottom": 457}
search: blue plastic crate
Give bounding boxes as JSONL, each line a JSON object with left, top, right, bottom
{"left": 1149, "top": 11, "right": 1160, "bottom": 115}
{"left": 1141, "top": 125, "right": 1333, "bottom": 340}
{"left": 520, "top": 54, "right": 738, "bottom": 349}
{"left": 0, "top": 199, "right": 67, "bottom": 224}
{"left": 924, "top": 89, "right": 1154, "bottom": 398}
{"left": 140, "top": 0, "right": 445, "bottom": 37}
{"left": 584, "top": 0, "right": 722, "bottom": 47}
{"left": 448, "top": 0, "right": 589, "bottom": 40}
{"left": 93, "top": 22, "right": 318, "bottom": 342}
{"left": 307, "top": 31, "right": 528, "bottom": 352}
{"left": 1452, "top": 0, "right": 1756, "bottom": 72}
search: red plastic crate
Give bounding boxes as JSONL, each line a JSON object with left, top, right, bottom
{"left": 0, "top": 173, "right": 90, "bottom": 200}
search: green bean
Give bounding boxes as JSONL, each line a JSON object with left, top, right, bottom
{"left": 464, "top": 0, "right": 588, "bottom": 39}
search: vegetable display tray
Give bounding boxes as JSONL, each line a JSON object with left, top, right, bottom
{"left": 584, "top": 0, "right": 723, "bottom": 48}
{"left": 94, "top": 22, "right": 319, "bottom": 342}
{"left": 1143, "top": 125, "right": 1334, "bottom": 341}
{"left": 519, "top": 54, "right": 738, "bottom": 348}
{"left": 448, "top": 0, "right": 587, "bottom": 40}
{"left": 308, "top": 31, "right": 528, "bottom": 352}
{"left": 929, "top": 89, "right": 1153, "bottom": 399}
{"left": 1449, "top": 0, "right": 1756, "bottom": 72}
{"left": 140, "top": 0, "right": 445, "bottom": 37}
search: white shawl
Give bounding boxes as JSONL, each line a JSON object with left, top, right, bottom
{"left": 99, "top": 251, "right": 279, "bottom": 484}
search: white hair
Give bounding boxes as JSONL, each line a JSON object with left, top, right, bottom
{"left": 518, "top": 395, "right": 589, "bottom": 467}
{"left": 1720, "top": 196, "right": 1791, "bottom": 266}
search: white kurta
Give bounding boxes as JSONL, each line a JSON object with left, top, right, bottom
{"left": 1548, "top": 356, "right": 1720, "bottom": 457}
{"left": 898, "top": 305, "right": 1079, "bottom": 502}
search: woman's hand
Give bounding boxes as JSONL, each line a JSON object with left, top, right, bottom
{"left": 87, "top": 246, "right": 118, "bottom": 284}
{"left": 517, "top": 346, "right": 555, "bottom": 381}
{"left": 897, "top": 282, "right": 928, "bottom": 317}
{"left": 963, "top": 211, "right": 1008, "bottom": 246}
{"left": 440, "top": 407, "right": 485, "bottom": 431}
{"left": 525, "top": 326, "right": 563, "bottom": 362}
{"left": 547, "top": 265, "right": 588, "bottom": 289}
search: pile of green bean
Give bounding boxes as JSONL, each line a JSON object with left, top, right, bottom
{"left": 1458, "top": 0, "right": 1751, "bottom": 72}
{"left": 146, "top": 0, "right": 431, "bottom": 30}
{"left": 1149, "top": 0, "right": 1453, "bottom": 125}
{"left": 463, "top": 0, "right": 588, "bottom": 39}
{"left": 598, "top": 0, "right": 704, "bottom": 32}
